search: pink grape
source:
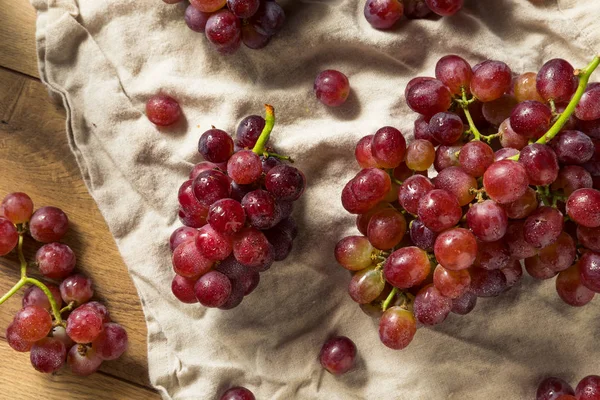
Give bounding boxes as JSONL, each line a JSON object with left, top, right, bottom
{"left": 433, "top": 264, "right": 470, "bottom": 298}
{"left": 413, "top": 284, "right": 452, "bottom": 325}
{"left": 459, "top": 141, "right": 494, "bottom": 177}
{"left": 92, "top": 322, "right": 128, "bottom": 360}
{"left": 22, "top": 284, "right": 62, "bottom": 311}
{"left": 451, "top": 291, "right": 477, "bottom": 315}
{"left": 378, "top": 306, "right": 416, "bottom": 350}
{"left": 371, "top": 126, "right": 406, "bottom": 169}
{"left": 335, "top": 236, "right": 374, "bottom": 271}
{"left": 67, "top": 345, "right": 103, "bottom": 376}
{"left": 341, "top": 168, "right": 391, "bottom": 214}
{"left": 536, "top": 59, "right": 577, "bottom": 103}
{"left": 556, "top": 263, "right": 595, "bottom": 306}
{"left": 417, "top": 189, "right": 462, "bottom": 232}
{"left": 30, "top": 337, "right": 66, "bottom": 373}
{"left": 483, "top": 160, "right": 529, "bottom": 204}
{"left": 314, "top": 70, "right": 350, "bottom": 107}
{"left": 433, "top": 166, "right": 477, "bottom": 206}
{"left": 536, "top": 377, "right": 575, "bottom": 400}
{"left": 398, "top": 175, "right": 435, "bottom": 214}
{"left": 509, "top": 101, "right": 552, "bottom": 139}
{"left": 434, "top": 228, "right": 477, "bottom": 271}
{"left": 384, "top": 246, "right": 431, "bottom": 289}
{"left": 519, "top": 143, "right": 559, "bottom": 186}
{"left": 406, "top": 79, "right": 452, "bottom": 117}
{"left": 196, "top": 225, "right": 233, "bottom": 261}
{"left": 1, "top": 192, "right": 34, "bottom": 224}
{"left": 29, "top": 206, "right": 69, "bottom": 243}
{"left": 208, "top": 198, "right": 246, "bottom": 236}
{"left": 319, "top": 336, "right": 357, "bottom": 375}
{"left": 172, "top": 275, "right": 200, "bottom": 304}
{"left": 233, "top": 227, "right": 273, "bottom": 268}
{"left": 579, "top": 251, "right": 600, "bottom": 293}
{"left": 349, "top": 266, "right": 385, "bottom": 304}
{"left": 367, "top": 208, "right": 406, "bottom": 250}
{"left": 145, "top": 94, "right": 181, "bottom": 126}
{"left": 428, "top": 112, "right": 464, "bottom": 145}
{"left": 172, "top": 240, "right": 214, "bottom": 278}
{"left": 470, "top": 60, "right": 512, "bottom": 102}
{"left": 0, "top": 217, "right": 18, "bottom": 256}
{"left": 265, "top": 165, "right": 306, "bottom": 201}
{"left": 194, "top": 270, "right": 232, "bottom": 308}
{"left": 169, "top": 227, "right": 199, "bottom": 252}
{"left": 220, "top": 387, "right": 256, "bottom": 400}
{"left": 566, "top": 188, "right": 600, "bottom": 227}
{"left": 435, "top": 55, "right": 472, "bottom": 95}
{"left": 468, "top": 267, "right": 507, "bottom": 297}
{"left": 198, "top": 129, "right": 234, "bottom": 163}
{"left": 575, "top": 375, "right": 600, "bottom": 400}
{"left": 474, "top": 240, "right": 511, "bottom": 271}
{"left": 35, "top": 242, "right": 76, "bottom": 279}
{"left": 466, "top": 200, "right": 508, "bottom": 242}
{"left": 6, "top": 322, "right": 33, "bottom": 352}
{"left": 355, "top": 135, "right": 379, "bottom": 168}
{"left": 364, "top": 0, "right": 404, "bottom": 29}
{"left": 425, "top": 0, "right": 463, "bottom": 16}
{"left": 227, "top": 150, "right": 262, "bottom": 185}
{"left": 67, "top": 306, "right": 104, "bottom": 343}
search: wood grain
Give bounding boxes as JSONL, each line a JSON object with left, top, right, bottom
{"left": 0, "top": 2, "right": 160, "bottom": 395}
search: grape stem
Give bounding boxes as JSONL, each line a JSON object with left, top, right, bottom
{"left": 60, "top": 301, "right": 75, "bottom": 314}
{"left": 508, "top": 55, "right": 600, "bottom": 160}
{"left": 382, "top": 287, "right": 398, "bottom": 312}
{"left": 252, "top": 104, "right": 275, "bottom": 156}
{"left": 264, "top": 152, "right": 293, "bottom": 162}
{"left": 0, "top": 232, "right": 64, "bottom": 325}
{"left": 458, "top": 88, "right": 483, "bottom": 141}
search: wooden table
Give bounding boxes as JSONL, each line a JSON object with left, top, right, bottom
{"left": 0, "top": 1, "right": 160, "bottom": 398}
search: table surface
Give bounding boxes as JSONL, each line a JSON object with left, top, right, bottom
{"left": 0, "top": 1, "right": 160, "bottom": 398}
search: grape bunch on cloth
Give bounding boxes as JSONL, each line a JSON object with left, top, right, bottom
{"left": 30, "top": 0, "right": 600, "bottom": 398}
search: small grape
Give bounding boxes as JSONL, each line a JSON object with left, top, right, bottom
{"left": 1, "top": 192, "right": 34, "bottom": 224}
{"left": 194, "top": 270, "right": 232, "bottom": 307}
{"left": 459, "top": 141, "right": 494, "bottom": 178}
{"left": 67, "top": 306, "right": 104, "bottom": 343}
{"left": 536, "top": 377, "right": 575, "bottom": 400}
{"left": 409, "top": 219, "right": 438, "bottom": 252}
{"left": 169, "top": 227, "right": 199, "bottom": 252}
{"left": 60, "top": 274, "right": 94, "bottom": 305}
{"left": 242, "top": 190, "right": 279, "bottom": 230}
{"left": 384, "top": 246, "right": 431, "bottom": 289}
{"left": 220, "top": 386, "right": 256, "bottom": 400}
{"left": 576, "top": 87, "right": 600, "bottom": 121}
{"left": 319, "top": 336, "right": 357, "bottom": 375}
{"left": 207, "top": 198, "right": 246, "bottom": 236}
{"left": 406, "top": 79, "right": 452, "bottom": 117}
{"left": 414, "top": 116, "right": 438, "bottom": 145}
{"left": 483, "top": 160, "right": 529, "bottom": 204}
{"left": 205, "top": 10, "right": 242, "bottom": 54}
{"left": 179, "top": 180, "right": 209, "bottom": 228}
{"left": 505, "top": 221, "right": 538, "bottom": 259}
{"left": 67, "top": 345, "right": 103, "bottom": 376}
{"left": 575, "top": 375, "right": 600, "bottom": 400}
{"left": 145, "top": 94, "right": 181, "bottom": 126}
{"left": 425, "top": 0, "right": 463, "bottom": 16}
{"left": 349, "top": 266, "right": 385, "bottom": 304}
{"left": 236, "top": 115, "right": 265, "bottom": 149}
{"left": 451, "top": 291, "right": 477, "bottom": 315}
{"left": 29, "top": 206, "right": 69, "bottom": 243}
{"left": 35, "top": 242, "right": 76, "bottom": 279}
{"left": 435, "top": 55, "right": 472, "bottom": 95}
{"left": 470, "top": 60, "right": 512, "bottom": 102}
{"left": 417, "top": 189, "right": 462, "bottom": 232}
{"left": 556, "top": 263, "right": 595, "bottom": 306}
{"left": 413, "top": 284, "right": 452, "bottom": 325}
{"left": 265, "top": 165, "right": 306, "bottom": 201}
{"left": 92, "top": 323, "right": 128, "bottom": 360}
{"left": 428, "top": 112, "right": 464, "bottom": 145}
{"left": 474, "top": 240, "right": 511, "bottom": 271}
{"left": 577, "top": 225, "right": 600, "bottom": 252}
{"left": 509, "top": 101, "right": 552, "bottom": 139}
{"left": 0, "top": 217, "right": 18, "bottom": 256}
{"left": 198, "top": 129, "right": 234, "bottom": 163}
{"left": 172, "top": 240, "right": 214, "bottom": 278}
{"left": 434, "top": 228, "right": 477, "bottom": 271}
{"left": 335, "top": 236, "right": 374, "bottom": 271}
{"left": 364, "top": 0, "right": 404, "bottom": 29}
{"left": 314, "top": 70, "right": 350, "bottom": 107}
{"left": 378, "top": 306, "right": 416, "bottom": 350}
{"left": 552, "top": 165, "right": 593, "bottom": 196}
{"left": 30, "top": 338, "right": 66, "bottom": 373}
{"left": 196, "top": 225, "right": 233, "bottom": 261}
{"left": 434, "top": 145, "right": 462, "bottom": 171}
{"left": 264, "top": 226, "right": 293, "bottom": 261}
{"left": 566, "top": 188, "right": 600, "bottom": 227}
{"left": 342, "top": 168, "right": 391, "bottom": 214}
{"left": 227, "top": 150, "right": 262, "bottom": 185}
{"left": 536, "top": 58, "right": 577, "bottom": 103}
{"left": 466, "top": 200, "right": 508, "bottom": 242}
{"left": 185, "top": 5, "right": 211, "bottom": 32}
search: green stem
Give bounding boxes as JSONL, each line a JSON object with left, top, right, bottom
{"left": 252, "top": 104, "right": 275, "bottom": 156}
{"left": 17, "top": 234, "right": 26, "bottom": 278}
{"left": 458, "top": 88, "right": 482, "bottom": 141}
{"left": 60, "top": 301, "right": 75, "bottom": 314}
{"left": 0, "top": 278, "right": 27, "bottom": 306}
{"left": 382, "top": 287, "right": 398, "bottom": 312}
{"left": 26, "top": 277, "right": 62, "bottom": 325}
{"left": 264, "top": 152, "right": 293, "bottom": 162}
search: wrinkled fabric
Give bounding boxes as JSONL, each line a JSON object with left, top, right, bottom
{"left": 31, "top": 0, "right": 600, "bottom": 398}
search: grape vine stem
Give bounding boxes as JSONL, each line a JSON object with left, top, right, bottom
{"left": 382, "top": 287, "right": 398, "bottom": 312}
{"left": 252, "top": 104, "right": 275, "bottom": 156}
{"left": 458, "top": 88, "right": 483, "bottom": 141}
{"left": 508, "top": 55, "right": 600, "bottom": 160}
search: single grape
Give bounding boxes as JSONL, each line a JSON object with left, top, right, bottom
{"left": 30, "top": 337, "right": 66, "bottom": 373}
{"left": 550, "top": 130, "right": 594, "bottom": 165}
{"left": 220, "top": 386, "right": 256, "bottom": 400}
{"left": 227, "top": 150, "right": 262, "bottom": 185}
{"left": 413, "top": 284, "right": 452, "bottom": 325}
{"left": 370, "top": 126, "right": 407, "bottom": 169}
{"left": 520, "top": 143, "right": 560, "bottom": 186}
{"left": 367, "top": 208, "right": 406, "bottom": 250}
{"left": 398, "top": 175, "right": 435, "bottom": 214}
{"left": 575, "top": 375, "right": 600, "bottom": 400}
{"left": 434, "top": 144, "right": 462, "bottom": 171}
{"left": 522, "top": 206, "right": 563, "bottom": 248}
{"left": 35, "top": 242, "right": 76, "bottom": 280}
{"left": 235, "top": 115, "right": 265, "bottom": 149}
{"left": 474, "top": 240, "right": 511, "bottom": 270}
{"left": 207, "top": 199, "right": 245, "bottom": 236}
{"left": 172, "top": 240, "right": 214, "bottom": 278}
{"left": 194, "top": 270, "right": 232, "bottom": 307}
{"left": 384, "top": 246, "right": 431, "bottom": 289}
{"left": 6, "top": 322, "right": 33, "bottom": 352}
{"left": 509, "top": 101, "right": 552, "bottom": 139}
{"left": 566, "top": 188, "right": 600, "bottom": 227}
{"left": 505, "top": 221, "right": 538, "bottom": 259}
{"left": 404, "top": 0, "right": 432, "bottom": 18}
{"left": 470, "top": 60, "right": 512, "bottom": 102}
{"left": 80, "top": 302, "right": 110, "bottom": 324}
{"left": 409, "top": 219, "right": 438, "bottom": 252}
{"left": 576, "top": 87, "right": 600, "bottom": 121}
{"left": 178, "top": 180, "right": 209, "bottom": 228}
{"left": 556, "top": 263, "right": 595, "bottom": 306}
{"left": 417, "top": 189, "right": 462, "bottom": 232}
{"left": 501, "top": 260, "right": 523, "bottom": 287}
{"left": 22, "top": 284, "right": 63, "bottom": 311}
{"left": 354, "top": 135, "right": 379, "bottom": 168}
{"left": 265, "top": 165, "right": 306, "bottom": 201}
{"left": 349, "top": 266, "right": 385, "bottom": 304}
{"left": 92, "top": 322, "right": 128, "bottom": 360}
{"left": 67, "top": 345, "right": 103, "bottom": 376}
{"left": 0, "top": 217, "right": 18, "bottom": 256}
{"left": 577, "top": 225, "right": 600, "bottom": 252}
{"left": 428, "top": 112, "right": 464, "bottom": 145}
{"left": 466, "top": 200, "right": 508, "bottom": 242}
{"left": 249, "top": 0, "right": 285, "bottom": 36}
{"left": 499, "top": 118, "right": 529, "bottom": 150}
{"left": 192, "top": 169, "right": 232, "bottom": 207}
{"left": 198, "top": 129, "right": 234, "bottom": 163}
{"left": 579, "top": 251, "right": 600, "bottom": 293}
{"left": 435, "top": 55, "right": 472, "bottom": 95}
{"left": 468, "top": 267, "right": 507, "bottom": 297}
{"left": 405, "top": 139, "right": 435, "bottom": 171}
{"left": 552, "top": 165, "right": 593, "bottom": 196}
{"left": 178, "top": 208, "right": 207, "bottom": 229}
{"left": 185, "top": 5, "right": 211, "bottom": 32}
{"left": 406, "top": 79, "right": 452, "bottom": 117}
{"left": 170, "top": 227, "right": 199, "bottom": 252}
{"left": 195, "top": 225, "right": 233, "bottom": 262}
{"left": 29, "top": 206, "right": 69, "bottom": 243}
{"left": 459, "top": 141, "right": 494, "bottom": 178}
{"left": 67, "top": 306, "right": 103, "bottom": 344}
{"left": 241, "top": 189, "right": 279, "bottom": 229}
{"left": 342, "top": 168, "right": 391, "bottom": 214}
{"left": 536, "top": 232, "right": 576, "bottom": 273}
{"left": 241, "top": 24, "right": 271, "bottom": 50}
{"left": 451, "top": 291, "right": 477, "bottom": 315}
{"left": 190, "top": 0, "right": 227, "bottom": 12}
{"left": 433, "top": 264, "right": 470, "bottom": 298}
{"left": 314, "top": 70, "right": 350, "bottom": 107}
{"left": 500, "top": 186, "right": 538, "bottom": 219}
{"left": 335, "top": 236, "right": 374, "bottom": 271}
{"left": 145, "top": 94, "right": 181, "bottom": 126}
{"left": 364, "top": 0, "right": 404, "bottom": 29}
{"left": 482, "top": 160, "right": 529, "bottom": 204}
{"left": 536, "top": 59, "right": 577, "bottom": 103}
{"left": 319, "top": 336, "right": 357, "bottom": 375}
{"left": 233, "top": 227, "right": 273, "bottom": 268}
{"left": 425, "top": 0, "right": 463, "bottom": 16}
{"left": 433, "top": 166, "right": 477, "bottom": 206}
{"left": 414, "top": 115, "right": 438, "bottom": 145}
{"left": 1, "top": 192, "right": 33, "bottom": 224}
{"left": 434, "top": 228, "right": 477, "bottom": 271}
{"left": 481, "top": 95, "right": 518, "bottom": 126}
{"left": 536, "top": 377, "right": 575, "bottom": 400}
{"left": 227, "top": 0, "right": 260, "bottom": 18}
{"left": 378, "top": 306, "right": 416, "bottom": 350}
{"left": 514, "top": 72, "right": 545, "bottom": 103}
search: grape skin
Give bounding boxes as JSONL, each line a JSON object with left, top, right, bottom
{"left": 466, "top": 200, "right": 508, "bottom": 242}
{"left": 468, "top": 267, "right": 507, "bottom": 297}
{"left": 378, "top": 306, "right": 416, "bottom": 350}
{"left": 185, "top": 5, "right": 211, "bottom": 32}
{"left": 367, "top": 208, "right": 406, "bottom": 250}
{"left": 458, "top": 141, "right": 494, "bottom": 178}
{"left": 67, "top": 307, "right": 104, "bottom": 344}
{"left": 451, "top": 291, "right": 477, "bottom": 315}
{"left": 433, "top": 228, "right": 478, "bottom": 271}
{"left": 30, "top": 338, "right": 66, "bottom": 374}
{"left": 523, "top": 206, "right": 564, "bottom": 248}
{"left": 319, "top": 336, "right": 357, "bottom": 375}
{"left": 482, "top": 160, "right": 529, "bottom": 204}
{"left": 6, "top": 322, "right": 33, "bottom": 352}
{"left": 145, "top": 94, "right": 181, "bottom": 126}
{"left": 194, "top": 271, "right": 232, "bottom": 308}
{"left": 36, "top": 242, "right": 76, "bottom": 280}
{"left": 413, "top": 284, "right": 452, "bottom": 325}
{"left": 417, "top": 189, "right": 462, "bottom": 232}
{"left": 364, "top": 0, "right": 404, "bottom": 29}
{"left": 428, "top": 112, "right": 464, "bottom": 145}
{"left": 314, "top": 70, "right": 350, "bottom": 107}
{"left": 29, "top": 206, "right": 69, "bottom": 243}
{"left": 205, "top": 10, "right": 242, "bottom": 54}
{"left": 575, "top": 375, "right": 600, "bottom": 400}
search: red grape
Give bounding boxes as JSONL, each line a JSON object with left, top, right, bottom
{"left": 67, "top": 345, "right": 103, "bottom": 376}
{"left": 383, "top": 246, "right": 431, "bottom": 289}
{"left": 434, "top": 144, "right": 462, "bottom": 171}
{"left": 92, "top": 322, "right": 128, "bottom": 360}
{"left": 417, "top": 189, "right": 462, "bottom": 232}
{"left": 367, "top": 208, "right": 406, "bottom": 250}
{"left": 364, "top": 0, "right": 404, "bottom": 29}
{"left": 556, "top": 263, "right": 595, "bottom": 306}
{"left": 249, "top": 1, "right": 285, "bottom": 36}
{"left": 576, "top": 87, "right": 600, "bottom": 121}
{"left": 194, "top": 270, "right": 232, "bottom": 307}
{"left": 428, "top": 112, "right": 464, "bottom": 145}
{"left": 433, "top": 264, "right": 470, "bottom": 298}
{"left": 468, "top": 267, "right": 507, "bottom": 297}
{"left": 198, "top": 129, "right": 234, "bottom": 163}
{"left": 378, "top": 306, "right": 416, "bottom": 350}
{"left": 466, "top": 200, "right": 508, "bottom": 242}
{"left": 145, "top": 94, "right": 181, "bottom": 126}
{"left": 185, "top": 5, "right": 211, "bottom": 32}
{"left": 575, "top": 375, "right": 600, "bottom": 400}
{"left": 172, "top": 240, "right": 214, "bottom": 278}
{"left": 406, "top": 79, "right": 452, "bottom": 117}
{"left": 414, "top": 115, "right": 438, "bottom": 145}
{"left": 501, "top": 259, "right": 523, "bottom": 287}
{"left": 192, "top": 169, "right": 232, "bottom": 207}
{"left": 499, "top": 118, "right": 529, "bottom": 150}
{"left": 482, "top": 95, "right": 518, "bottom": 126}
{"left": 172, "top": 275, "right": 200, "bottom": 304}
{"left": 433, "top": 166, "right": 477, "bottom": 206}
{"left": 536, "top": 377, "right": 575, "bottom": 400}
{"left": 413, "top": 284, "right": 452, "bottom": 325}
{"left": 233, "top": 227, "right": 273, "bottom": 268}
{"left": 208, "top": 198, "right": 246, "bottom": 236}
{"left": 265, "top": 165, "right": 306, "bottom": 201}
{"left": 314, "top": 70, "right": 350, "bottom": 107}
{"left": 342, "top": 168, "right": 391, "bottom": 214}
{"left": 241, "top": 24, "right": 271, "bottom": 50}
{"left": 434, "top": 228, "right": 477, "bottom": 271}
{"left": 169, "top": 227, "right": 199, "bottom": 252}
{"left": 470, "top": 60, "right": 512, "bottom": 102}
{"left": 483, "top": 160, "right": 529, "bottom": 204}
{"left": 30, "top": 337, "right": 66, "bottom": 373}
{"left": 227, "top": 0, "right": 259, "bottom": 18}
{"left": 451, "top": 291, "right": 477, "bottom": 315}
{"left": 196, "top": 224, "right": 233, "bottom": 261}
{"left": 227, "top": 150, "right": 262, "bottom": 185}
{"left": 409, "top": 219, "right": 438, "bottom": 251}
{"left": 355, "top": 135, "right": 379, "bottom": 168}
{"left": 1, "top": 192, "right": 33, "bottom": 224}
{"left": 474, "top": 239, "right": 511, "bottom": 270}
{"left": 536, "top": 59, "right": 577, "bottom": 103}
{"left": 22, "top": 284, "right": 62, "bottom": 311}
{"left": 190, "top": 0, "right": 227, "bottom": 12}
{"left": 435, "top": 55, "right": 472, "bottom": 95}
{"left": 35, "top": 242, "right": 76, "bottom": 279}
{"left": 29, "top": 206, "right": 69, "bottom": 243}
{"left": 6, "top": 322, "right": 33, "bottom": 352}
{"left": 425, "top": 0, "right": 463, "bottom": 16}
{"left": 0, "top": 217, "right": 18, "bottom": 256}
{"left": 500, "top": 186, "right": 538, "bottom": 219}
{"left": 505, "top": 221, "right": 538, "bottom": 259}
{"left": 523, "top": 206, "right": 564, "bottom": 248}
{"left": 579, "top": 251, "right": 600, "bottom": 293}
{"left": 537, "top": 232, "right": 576, "bottom": 273}
{"left": 552, "top": 165, "right": 593, "bottom": 196}
{"left": 205, "top": 10, "right": 241, "bottom": 54}
{"left": 458, "top": 141, "right": 494, "bottom": 178}
{"left": 519, "top": 143, "right": 559, "bottom": 186}
{"left": 335, "top": 236, "right": 374, "bottom": 271}
{"left": 67, "top": 306, "right": 103, "bottom": 343}
{"left": 241, "top": 190, "right": 279, "bottom": 230}
{"left": 550, "top": 130, "right": 594, "bottom": 165}
{"left": 371, "top": 126, "right": 406, "bottom": 169}
{"left": 509, "top": 101, "right": 552, "bottom": 139}
{"left": 80, "top": 301, "right": 111, "bottom": 324}
{"left": 236, "top": 115, "right": 265, "bottom": 149}
{"left": 566, "top": 188, "right": 600, "bottom": 227}
{"left": 220, "top": 387, "right": 256, "bottom": 400}
{"left": 399, "top": 175, "right": 435, "bottom": 214}
{"left": 577, "top": 225, "right": 600, "bottom": 252}
{"left": 349, "top": 266, "right": 385, "bottom": 304}
{"left": 319, "top": 336, "right": 357, "bottom": 375}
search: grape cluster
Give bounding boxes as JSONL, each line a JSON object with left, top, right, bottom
{"left": 364, "top": 0, "right": 463, "bottom": 30}
{"left": 336, "top": 54, "right": 600, "bottom": 350}
{"left": 170, "top": 105, "right": 305, "bottom": 310}
{"left": 537, "top": 375, "right": 600, "bottom": 400}
{"left": 0, "top": 192, "right": 128, "bottom": 375}
{"left": 163, "top": 0, "right": 285, "bottom": 54}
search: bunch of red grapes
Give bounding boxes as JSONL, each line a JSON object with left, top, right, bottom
{"left": 163, "top": 0, "right": 285, "bottom": 54}
{"left": 335, "top": 53, "right": 600, "bottom": 350}
{"left": 170, "top": 104, "right": 305, "bottom": 310}
{"left": 0, "top": 192, "right": 128, "bottom": 375}
{"left": 364, "top": 0, "right": 463, "bottom": 30}
{"left": 536, "top": 375, "right": 600, "bottom": 400}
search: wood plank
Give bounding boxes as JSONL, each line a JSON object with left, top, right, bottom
{"left": 0, "top": 0, "right": 39, "bottom": 79}
{"left": 0, "top": 67, "right": 154, "bottom": 390}
{"left": 0, "top": 341, "right": 157, "bottom": 400}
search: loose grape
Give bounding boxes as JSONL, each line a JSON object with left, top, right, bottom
{"left": 314, "top": 70, "right": 350, "bottom": 107}
{"left": 185, "top": 5, "right": 211, "bottom": 32}
{"left": 509, "top": 101, "right": 552, "bottom": 139}
{"left": 514, "top": 72, "right": 545, "bottom": 103}
{"left": 67, "top": 306, "right": 104, "bottom": 343}
{"left": 145, "top": 94, "right": 181, "bottom": 126}
{"left": 459, "top": 141, "right": 494, "bottom": 178}
{"left": 579, "top": 251, "right": 600, "bottom": 293}
{"left": 405, "top": 139, "right": 435, "bottom": 171}
{"left": 434, "top": 228, "right": 477, "bottom": 271}
{"left": 406, "top": 79, "right": 452, "bottom": 117}
{"left": 192, "top": 169, "right": 232, "bottom": 207}
{"left": 364, "top": 0, "right": 404, "bottom": 29}
{"left": 536, "top": 377, "right": 575, "bottom": 400}
{"left": 428, "top": 112, "right": 464, "bottom": 145}
{"left": 367, "top": 208, "right": 406, "bottom": 250}
{"left": 67, "top": 345, "right": 103, "bottom": 376}
{"left": 566, "top": 188, "right": 600, "bottom": 227}
{"left": 433, "top": 264, "right": 470, "bottom": 298}
{"left": 190, "top": 0, "right": 227, "bottom": 12}
{"left": 466, "top": 200, "right": 508, "bottom": 242}
{"left": 468, "top": 267, "right": 507, "bottom": 297}
{"left": 319, "top": 336, "right": 357, "bottom": 375}
{"left": 556, "top": 263, "right": 595, "bottom": 306}
{"left": 483, "top": 160, "right": 529, "bottom": 204}
{"left": 470, "top": 60, "right": 512, "bottom": 102}
{"left": 220, "top": 387, "right": 256, "bottom": 400}
{"left": 92, "top": 322, "right": 128, "bottom": 360}
{"left": 265, "top": 165, "right": 306, "bottom": 201}
{"left": 384, "top": 246, "right": 431, "bottom": 289}
{"left": 451, "top": 291, "right": 477, "bottom": 315}
{"left": 22, "top": 285, "right": 62, "bottom": 311}
{"left": 378, "top": 306, "right": 416, "bottom": 350}
{"left": 433, "top": 166, "right": 477, "bottom": 206}
{"left": 172, "top": 240, "right": 214, "bottom": 278}
{"left": 575, "top": 375, "right": 600, "bottom": 400}
{"left": 0, "top": 217, "right": 18, "bottom": 256}
{"left": 425, "top": 0, "right": 463, "bottom": 16}
{"left": 35, "top": 242, "right": 76, "bottom": 280}
{"left": 194, "top": 271, "right": 232, "bottom": 307}
{"left": 1, "top": 192, "right": 33, "bottom": 224}
{"left": 371, "top": 126, "right": 406, "bottom": 169}
{"left": 536, "top": 59, "right": 577, "bottom": 103}
{"left": 227, "top": 150, "right": 262, "bottom": 185}
{"left": 413, "top": 284, "right": 452, "bottom": 325}
{"left": 409, "top": 219, "right": 438, "bottom": 252}
{"left": 349, "top": 266, "right": 385, "bottom": 304}
{"left": 417, "top": 189, "right": 462, "bottom": 232}
{"left": 399, "top": 175, "right": 435, "bottom": 214}
{"left": 233, "top": 227, "right": 273, "bottom": 268}
{"left": 170, "top": 227, "right": 199, "bottom": 252}
{"left": 198, "top": 129, "right": 234, "bottom": 163}
{"left": 30, "top": 337, "right": 66, "bottom": 373}
{"left": 29, "top": 206, "right": 69, "bottom": 243}
{"left": 435, "top": 55, "right": 472, "bottom": 95}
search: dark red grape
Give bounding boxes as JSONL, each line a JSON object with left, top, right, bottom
{"left": 370, "top": 126, "right": 406, "bottom": 168}
{"left": 145, "top": 94, "right": 181, "bottom": 126}
{"left": 468, "top": 267, "right": 507, "bottom": 297}
{"left": 435, "top": 55, "right": 472, "bottom": 95}
{"left": 30, "top": 337, "right": 66, "bottom": 373}
{"left": 364, "top": 0, "right": 404, "bottom": 29}
{"left": 428, "top": 112, "right": 464, "bottom": 145}
{"left": 481, "top": 95, "right": 518, "bottom": 126}
{"left": 579, "top": 251, "right": 600, "bottom": 293}
{"left": 67, "top": 306, "right": 103, "bottom": 343}
{"left": 227, "top": 0, "right": 259, "bottom": 18}
{"left": 220, "top": 386, "right": 255, "bottom": 400}
{"left": 406, "top": 79, "right": 452, "bottom": 117}
{"left": 236, "top": 115, "right": 265, "bottom": 149}
{"left": 552, "top": 165, "right": 593, "bottom": 196}
{"left": 227, "top": 150, "right": 262, "bottom": 185}
{"left": 470, "top": 60, "right": 512, "bottom": 102}
{"left": 241, "top": 23, "right": 271, "bottom": 50}
{"left": 29, "top": 206, "right": 69, "bottom": 243}
{"left": 413, "top": 284, "right": 452, "bottom": 325}
{"left": 434, "top": 144, "right": 461, "bottom": 171}
{"left": 185, "top": 5, "right": 211, "bottom": 32}
{"left": 207, "top": 198, "right": 245, "bottom": 236}
{"left": 536, "top": 59, "right": 577, "bottom": 103}
{"left": 556, "top": 263, "right": 595, "bottom": 306}
{"left": 458, "top": 141, "right": 494, "bottom": 178}
{"left": 509, "top": 101, "right": 552, "bottom": 139}
{"left": 35, "top": 242, "right": 76, "bottom": 280}
{"left": 22, "top": 284, "right": 62, "bottom": 311}
{"left": 378, "top": 306, "right": 416, "bottom": 350}
{"left": 409, "top": 219, "right": 438, "bottom": 251}
{"left": 242, "top": 189, "right": 279, "bottom": 229}
{"left": 0, "top": 217, "right": 18, "bottom": 256}
{"left": 576, "top": 87, "right": 600, "bottom": 121}
{"left": 170, "top": 227, "right": 199, "bottom": 252}
{"left": 196, "top": 225, "right": 233, "bottom": 261}
{"left": 466, "top": 200, "right": 508, "bottom": 242}
{"left": 92, "top": 322, "right": 128, "bottom": 360}
{"left": 205, "top": 10, "right": 242, "bottom": 54}
{"left": 341, "top": 168, "right": 391, "bottom": 214}
{"left": 319, "top": 336, "right": 357, "bottom": 375}
{"left": 577, "top": 225, "right": 600, "bottom": 252}
{"left": 314, "top": 70, "right": 350, "bottom": 107}
{"left": 264, "top": 226, "right": 293, "bottom": 261}
{"left": 249, "top": 0, "right": 285, "bottom": 36}
{"left": 451, "top": 291, "right": 477, "bottom": 315}
{"left": 550, "top": 130, "right": 594, "bottom": 165}
{"left": 172, "top": 240, "right": 214, "bottom": 278}
{"left": 265, "top": 165, "right": 306, "bottom": 201}
{"left": 474, "top": 240, "right": 511, "bottom": 270}
{"left": 537, "top": 232, "right": 576, "bottom": 273}
{"left": 198, "top": 129, "right": 234, "bottom": 163}
{"left": 575, "top": 375, "right": 600, "bottom": 400}
{"left": 384, "top": 246, "right": 431, "bottom": 289}
{"left": 417, "top": 189, "right": 462, "bottom": 232}
{"left": 60, "top": 274, "right": 94, "bottom": 305}
{"left": 189, "top": 161, "right": 219, "bottom": 180}
{"left": 523, "top": 206, "right": 563, "bottom": 248}
{"left": 482, "top": 160, "right": 529, "bottom": 204}
{"left": 192, "top": 169, "right": 232, "bottom": 207}
{"left": 367, "top": 208, "right": 406, "bottom": 250}
{"left": 233, "top": 227, "right": 273, "bottom": 268}
{"left": 566, "top": 188, "right": 600, "bottom": 227}
{"left": 536, "top": 377, "right": 575, "bottom": 400}
{"left": 414, "top": 115, "right": 438, "bottom": 145}
{"left": 398, "top": 175, "right": 435, "bottom": 214}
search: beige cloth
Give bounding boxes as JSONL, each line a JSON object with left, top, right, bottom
{"left": 31, "top": 0, "right": 600, "bottom": 398}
